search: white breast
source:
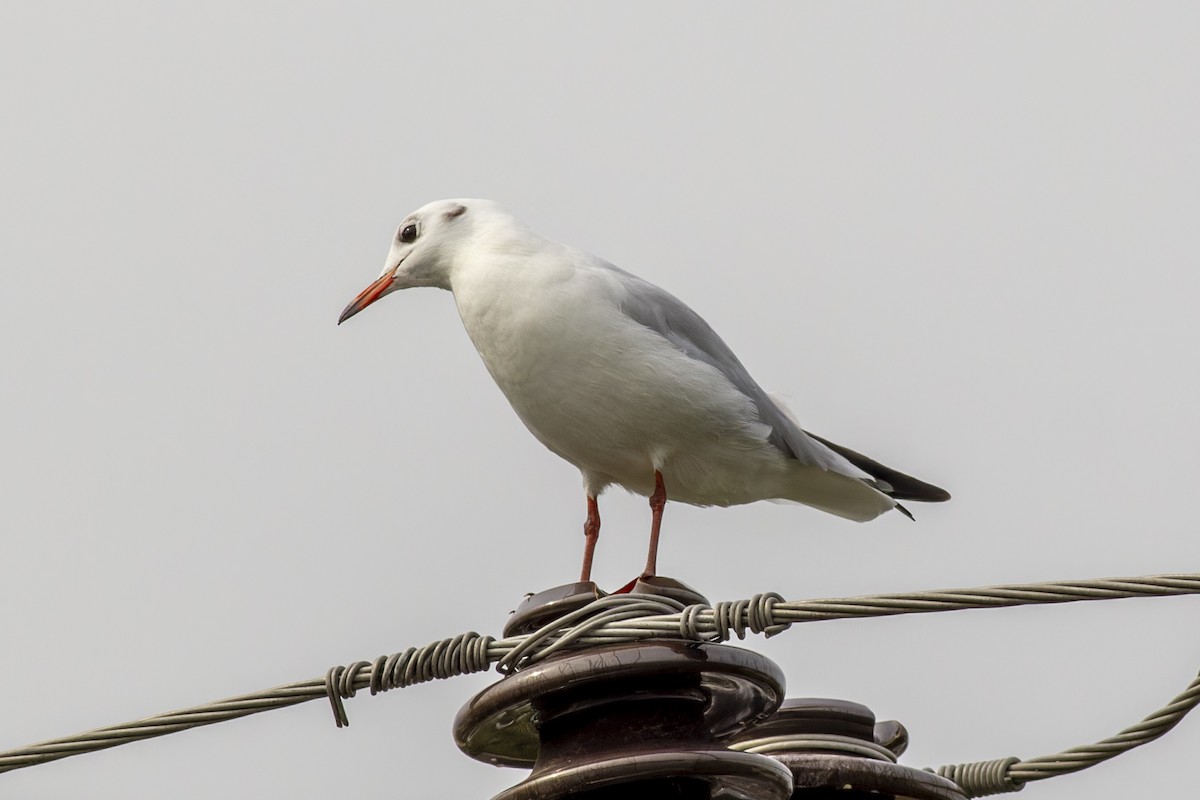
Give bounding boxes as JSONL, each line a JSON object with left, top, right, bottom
{"left": 450, "top": 250, "right": 787, "bottom": 504}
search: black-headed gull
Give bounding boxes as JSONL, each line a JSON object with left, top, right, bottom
{"left": 339, "top": 199, "right": 949, "bottom": 583}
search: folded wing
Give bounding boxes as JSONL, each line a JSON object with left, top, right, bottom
{"left": 604, "top": 260, "right": 949, "bottom": 504}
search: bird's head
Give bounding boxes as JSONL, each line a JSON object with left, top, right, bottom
{"left": 338, "top": 198, "right": 496, "bottom": 324}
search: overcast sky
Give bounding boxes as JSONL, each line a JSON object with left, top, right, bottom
{"left": 2, "top": 3, "right": 1198, "bottom": 798}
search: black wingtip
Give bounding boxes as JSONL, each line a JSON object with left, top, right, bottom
{"left": 807, "top": 432, "right": 951, "bottom": 503}
{"left": 924, "top": 486, "right": 952, "bottom": 503}
{"left": 896, "top": 502, "right": 915, "bottom": 521}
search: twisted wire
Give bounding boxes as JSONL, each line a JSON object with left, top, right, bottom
{"left": 933, "top": 758, "right": 1023, "bottom": 797}
{"left": 1009, "top": 667, "right": 1200, "bottom": 783}
{"left": 0, "top": 571, "right": 1196, "bottom": 779}
{"left": 325, "top": 631, "right": 495, "bottom": 728}
{"left": 0, "top": 681, "right": 327, "bottom": 773}
{"left": 710, "top": 592, "right": 790, "bottom": 640}
{"left": 496, "top": 594, "right": 685, "bottom": 674}
{"left": 770, "top": 575, "right": 1200, "bottom": 624}
{"left": 731, "top": 732, "right": 898, "bottom": 762}
{"left": 931, "top": 669, "right": 1200, "bottom": 796}
{"left": 930, "top": 667, "right": 1200, "bottom": 797}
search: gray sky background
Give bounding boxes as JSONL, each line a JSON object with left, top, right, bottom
{"left": 3, "top": 3, "right": 1198, "bottom": 798}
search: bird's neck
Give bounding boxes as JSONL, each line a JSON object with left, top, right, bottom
{"left": 450, "top": 242, "right": 576, "bottom": 373}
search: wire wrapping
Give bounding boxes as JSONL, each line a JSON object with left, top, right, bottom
{"left": 934, "top": 757, "right": 1024, "bottom": 797}
{"left": 0, "top": 571, "right": 1196, "bottom": 788}
{"left": 731, "top": 732, "right": 899, "bottom": 762}
{"left": 709, "top": 592, "right": 790, "bottom": 640}
{"left": 324, "top": 631, "right": 496, "bottom": 728}
{"left": 496, "top": 594, "right": 685, "bottom": 674}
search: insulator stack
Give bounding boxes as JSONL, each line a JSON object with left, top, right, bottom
{"left": 731, "top": 698, "right": 967, "bottom": 800}
{"left": 454, "top": 581, "right": 967, "bottom": 800}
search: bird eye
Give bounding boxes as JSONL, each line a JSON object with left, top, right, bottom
{"left": 399, "top": 223, "right": 418, "bottom": 244}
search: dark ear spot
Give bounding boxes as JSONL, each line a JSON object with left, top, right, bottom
{"left": 444, "top": 204, "right": 467, "bottom": 220}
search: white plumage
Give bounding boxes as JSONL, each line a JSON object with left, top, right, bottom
{"left": 339, "top": 199, "right": 948, "bottom": 581}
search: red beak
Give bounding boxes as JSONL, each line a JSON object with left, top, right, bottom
{"left": 338, "top": 267, "right": 397, "bottom": 325}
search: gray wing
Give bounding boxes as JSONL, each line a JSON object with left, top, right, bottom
{"left": 599, "top": 260, "right": 859, "bottom": 476}
{"left": 602, "top": 260, "right": 952, "bottom": 504}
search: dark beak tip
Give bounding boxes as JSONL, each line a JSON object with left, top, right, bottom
{"left": 338, "top": 271, "right": 396, "bottom": 327}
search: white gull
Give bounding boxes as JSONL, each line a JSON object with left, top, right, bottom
{"left": 339, "top": 199, "right": 949, "bottom": 583}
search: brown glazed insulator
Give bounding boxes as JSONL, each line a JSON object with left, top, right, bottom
{"left": 731, "top": 698, "right": 967, "bottom": 800}
{"left": 454, "top": 640, "right": 793, "bottom": 800}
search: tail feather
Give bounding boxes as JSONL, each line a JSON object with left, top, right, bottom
{"left": 806, "top": 432, "right": 951, "bottom": 503}
{"left": 781, "top": 464, "right": 897, "bottom": 522}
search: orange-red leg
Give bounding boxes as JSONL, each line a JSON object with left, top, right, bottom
{"left": 580, "top": 495, "right": 600, "bottom": 582}
{"left": 643, "top": 470, "right": 667, "bottom": 578}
